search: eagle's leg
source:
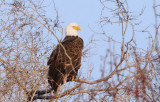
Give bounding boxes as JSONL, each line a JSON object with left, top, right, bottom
{"left": 72, "top": 76, "right": 75, "bottom": 81}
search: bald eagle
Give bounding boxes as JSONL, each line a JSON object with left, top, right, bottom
{"left": 48, "top": 23, "right": 83, "bottom": 92}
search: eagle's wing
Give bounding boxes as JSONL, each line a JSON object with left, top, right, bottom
{"left": 47, "top": 37, "right": 77, "bottom": 66}
{"left": 47, "top": 46, "right": 58, "bottom": 65}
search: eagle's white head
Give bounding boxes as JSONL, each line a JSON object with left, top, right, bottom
{"left": 65, "top": 23, "right": 81, "bottom": 37}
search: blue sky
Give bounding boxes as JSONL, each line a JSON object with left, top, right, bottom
{"left": 45, "top": 0, "right": 101, "bottom": 40}
{"left": 43, "top": 0, "right": 158, "bottom": 79}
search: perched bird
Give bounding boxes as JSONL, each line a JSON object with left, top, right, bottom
{"left": 47, "top": 23, "right": 83, "bottom": 92}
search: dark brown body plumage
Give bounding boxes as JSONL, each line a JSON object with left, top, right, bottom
{"left": 48, "top": 36, "right": 83, "bottom": 92}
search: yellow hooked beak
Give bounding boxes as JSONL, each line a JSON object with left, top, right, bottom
{"left": 73, "top": 26, "right": 81, "bottom": 31}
